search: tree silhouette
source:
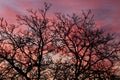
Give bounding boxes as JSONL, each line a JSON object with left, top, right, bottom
{"left": 0, "top": 3, "right": 120, "bottom": 80}
{"left": 0, "top": 3, "right": 53, "bottom": 80}
{"left": 53, "top": 10, "right": 120, "bottom": 79}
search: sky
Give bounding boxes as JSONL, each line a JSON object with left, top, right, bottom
{"left": 0, "top": 0, "right": 120, "bottom": 35}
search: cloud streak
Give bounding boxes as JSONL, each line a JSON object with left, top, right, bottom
{"left": 0, "top": 0, "right": 119, "bottom": 33}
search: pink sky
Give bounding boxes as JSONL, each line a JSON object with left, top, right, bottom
{"left": 0, "top": 0, "right": 120, "bottom": 34}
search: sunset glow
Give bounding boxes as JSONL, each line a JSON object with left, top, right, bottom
{"left": 0, "top": 0, "right": 120, "bottom": 79}
{"left": 0, "top": 0, "right": 120, "bottom": 34}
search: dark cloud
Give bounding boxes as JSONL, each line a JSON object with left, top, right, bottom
{"left": 93, "top": 6, "right": 114, "bottom": 21}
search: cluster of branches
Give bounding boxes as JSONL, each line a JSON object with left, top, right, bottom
{"left": 0, "top": 3, "right": 120, "bottom": 80}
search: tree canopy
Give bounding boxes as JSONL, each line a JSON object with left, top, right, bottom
{"left": 0, "top": 3, "right": 120, "bottom": 80}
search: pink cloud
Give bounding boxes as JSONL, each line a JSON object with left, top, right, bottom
{"left": 0, "top": 0, "right": 119, "bottom": 34}
{"left": 0, "top": 6, "right": 21, "bottom": 23}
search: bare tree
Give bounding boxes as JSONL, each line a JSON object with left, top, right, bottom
{"left": 0, "top": 3, "right": 120, "bottom": 80}
{"left": 53, "top": 10, "right": 120, "bottom": 80}
{"left": 0, "top": 3, "right": 54, "bottom": 80}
